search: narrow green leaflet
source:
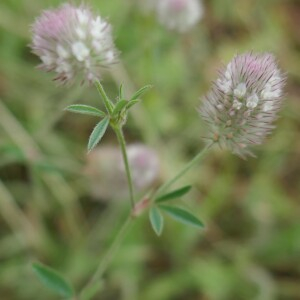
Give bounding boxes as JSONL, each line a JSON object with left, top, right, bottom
{"left": 65, "top": 104, "right": 106, "bottom": 117}
{"left": 88, "top": 117, "right": 109, "bottom": 152}
{"left": 159, "top": 205, "right": 204, "bottom": 229}
{"left": 155, "top": 185, "right": 192, "bottom": 203}
{"left": 125, "top": 99, "right": 140, "bottom": 110}
{"left": 118, "top": 83, "right": 124, "bottom": 100}
{"left": 32, "top": 262, "right": 74, "bottom": 298}
{"left": 149, "top": 206, "right": 164, "bottom": 236}
{"left": 95, "top": 80, "right": 114, "bottom": 114}
{"left": 130, "top": 85, "right": 152, "bottom": 101}
{"left": 112, "top": 100, "right": 128, "bottom": 116}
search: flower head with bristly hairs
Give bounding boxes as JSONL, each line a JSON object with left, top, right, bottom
{"left": 157, "top": 0, "right": 203, "bottom": 33}
{"left": 200, "top": 52, "right": 286, "bottom": 158}
{"left": 30, "top": 3, "right": 118, "bottom": 85}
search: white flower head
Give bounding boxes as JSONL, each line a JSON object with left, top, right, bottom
{"left": 85, "top": 144, "right": 160, "bottom": 200}
{"left": 200, "top": 52, "right": 286, "bottom": 158}
{"left": 30, "top": 3, "right": 118, "bottom": 85}
{"left": 157, "top": 0, "right": 204, "bottom": 32}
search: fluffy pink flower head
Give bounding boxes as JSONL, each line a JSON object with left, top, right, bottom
{"left": 30, "top": 3, "right": 118, "bottom": 84}
{"left": 157, "top": 0, "right": 203, "bottom": 32}
{"left": 200, "top": 52, "right": 286, "bottom": 158}
{"left": 85, "top": 144, "right": 160, "bottom": 200}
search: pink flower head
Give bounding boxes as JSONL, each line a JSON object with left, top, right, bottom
{"left": 30, "top": 3, "right": 118, "bottom": 84}
{"left": 85, "top": 144, "right": 160, "bottom": 200}
{"left": 157, "top": 0, "right": 203, "bottom": 32}
{"left": 200, "top": 52, "right": 286, "bottom": 158}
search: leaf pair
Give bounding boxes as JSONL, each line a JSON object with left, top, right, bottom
{"left": 149, "top": 185, "right": 205, "bottom": 236}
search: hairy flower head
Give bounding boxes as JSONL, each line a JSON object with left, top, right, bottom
{"left": 85, "top": 144, "right": 160, "bottom": 200}
{"left": 30, "top": 3, "right": 118, "bottom": 84}
{"left": 200, "top": 52, "right": 286, "bottom": 158}
{"left": 157, "top": 0, "right": 203, "bottom": 32}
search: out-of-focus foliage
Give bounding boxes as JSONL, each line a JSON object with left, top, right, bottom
{"left": 0, "top": 0, "right": 299, "bottom": 299}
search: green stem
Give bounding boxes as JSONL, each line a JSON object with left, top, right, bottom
{"left": 94, "top": 80, "right": 114, "bottom": 115}
{"left": 78, "top": 142, "right": 214, "bottom": 299}
{"left": 153, "top": 142, "right": 214, "bottom": 199}
{"left": 79, "top": 215, "right": 133, "bottom": 300}
{"left": 114, "top": 127, "right": 135, "bottom": 208}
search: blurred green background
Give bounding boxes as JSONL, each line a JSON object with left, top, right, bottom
{"left": 0, "top": 0, "right": 300, "bottom": 299}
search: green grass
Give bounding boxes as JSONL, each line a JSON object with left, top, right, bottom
{"left": 0, "top": 0, "right": 299, "bottom": 299}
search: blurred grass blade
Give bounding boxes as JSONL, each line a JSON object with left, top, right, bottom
{"left": 130, "top": 85, "right": 152, "bottom": 100}
{"left": 112, "top": 100, "right": 128, "bottom": 116}
{"left": 149, "top": 206, "right": 164, "bottom": 236}
{"left": 32, "top": 262, "right": 74, "bottom": 298}
{"left": 159, "top": 205, "right": 204, "bottom": 228}
{"left": 88, "top": 117, "right": 109, "bottom": 152}
{"left": 155, "top": 185, "right": 192, "bottom": 203}
{"left": 65, "top": 104, "right": 106, "bottom": 117}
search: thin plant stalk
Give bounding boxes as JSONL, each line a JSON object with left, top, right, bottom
{"left": 114, "top": 127, "right": 135, "bottom": 208}
{"left": 94, "top": 80, "right": 135, "bottom": 208}
{"left": 79, "top": 215, "right": 133, "bottom": 300}
{"left": 78, "top": 142, "right": 214, "bottom": 299}
{"left": 153, "top": 141, "right": 214, "bottom": 199}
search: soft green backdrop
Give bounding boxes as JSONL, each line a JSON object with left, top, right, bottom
{"left": 0, "top": 0, "right": 299, "bottom": 299}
